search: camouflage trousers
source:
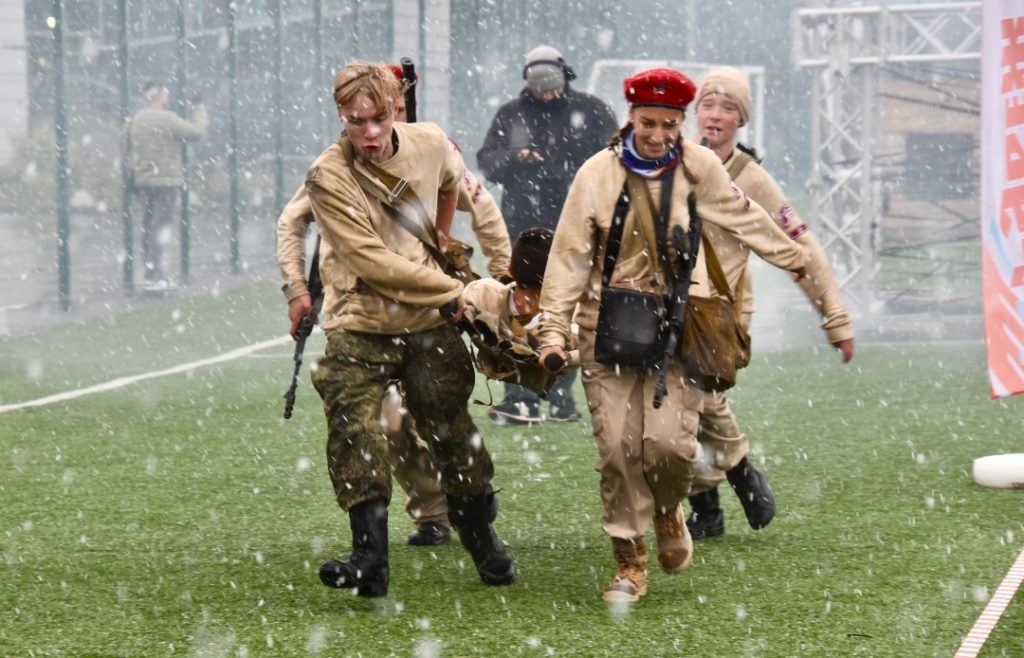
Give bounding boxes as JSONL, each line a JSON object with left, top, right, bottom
{"left": 311, "top": 324, "right": 493, "bottom": 511}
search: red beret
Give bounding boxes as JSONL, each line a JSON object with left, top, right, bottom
{"left": 387, "top": 64, "right": 418, "bottom": 82}
{"left": 623, "top": 68, "right": 697, "bottom": 110}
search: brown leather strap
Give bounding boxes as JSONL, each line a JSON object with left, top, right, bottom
{"left": 726, "top": 150, "right": 755, "bottom": 181}
{"left": 624, "top": 171, "right": 673, "bottom": 290}
{"left": 733, "top": 267, "right": 746, "bottom": 322}
{"left": 339, "top": 136, "right": 449, "bottom": 270}
{"left": 724, "top": 147, "right": 755, "bottom": 317}
{"left": 701, "top": 233, "right": 734, "bottom": 304}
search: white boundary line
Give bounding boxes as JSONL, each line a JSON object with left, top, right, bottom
{"left": 0, "top": 335, "right": 293, "bottom": 415}
{"left": 954, "top": 547, "right": 1024, "bottom": 658}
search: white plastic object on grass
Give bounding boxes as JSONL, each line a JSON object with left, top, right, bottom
{"left": 972, "top": 454, "right": 1024, "bottom": 489}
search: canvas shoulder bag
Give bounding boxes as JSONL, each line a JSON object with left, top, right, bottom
{"left": 679, "top": 206, "right": 752, "bottom": 391}
{"left": 593, "top": 172, "right": 673, "bottom": 369}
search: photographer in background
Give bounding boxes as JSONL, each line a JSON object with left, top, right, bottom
{"left": 477, "top": 45, "right": 617, "bottom": 424}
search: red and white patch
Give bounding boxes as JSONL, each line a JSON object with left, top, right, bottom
{"left": 729, "top": 181, "right": 750, "bottom": 210}
{"left": 778, "top": 204, "right": 808, "bottom": 240}
{"left": 463, "top": 169, "right": 483, "bottom": 203}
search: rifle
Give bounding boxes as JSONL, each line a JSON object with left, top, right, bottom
{"left": 283, "top": 242, "right": 324, "bottom": 419}
{"left": 400, "top": 57, "right": 417, "bottom": 123}
{"left": 653, "top": 192, "right": 701, "bottom": 409}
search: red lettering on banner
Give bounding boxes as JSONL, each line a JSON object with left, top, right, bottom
{"left": 1002, "top": 17, "right": 1024, "bottom": 94}
{"left": 1000, "top": 184, "right": 1024, "bottom": 237}
{"left": 1013, "top": 264, "right": 1024, "bottom": 287}
{"left": 1007, "top": 133, "right": 1024, "bottom": 182}
{"left": 1008, "top": 96, "right": 1024, "bottom": 127}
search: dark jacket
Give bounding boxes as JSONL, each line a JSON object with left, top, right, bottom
{"left": 476, "top": 86, "right": 618, "bottom": 237}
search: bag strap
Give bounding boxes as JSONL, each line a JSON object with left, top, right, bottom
{"left": 733, "top": 267, "right": 746, "bottom": 321}
{"left": 601, "top": 182, "right": 632, "bottom": 287}
{"left": 681, "top": 188, "right": 732, "bottom": 303}
{"left": 726, "top": 150, "right": 754, "bottom": 181}
{"left": 339, "top": 136, "right": 450, "bottom": 271}
{"left": 700, "top": 232, "right": 734, "bottom": 303}
{"left": 721, "top": 143, "right": 759, "bottom": 317}
{"left": 624, "top": 170, "right": 674, "bottom": 289}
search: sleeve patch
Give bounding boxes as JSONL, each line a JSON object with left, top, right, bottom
{"left": 778, "top": 204, "right": 809, "bottom": 240}
{"left": 463, "top": 169, "right": 483, "bottom": 204}
{"left": 729, "top": 181, "right": 750, "bottom": 210}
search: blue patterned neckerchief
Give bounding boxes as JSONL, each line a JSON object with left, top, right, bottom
{"left": 621, "top": 131, "right": 680, "bottom": 179}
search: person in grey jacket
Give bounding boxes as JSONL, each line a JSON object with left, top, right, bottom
{"left": 477, "top": 45, "right": 618, "bottom": 424}
{"left": 127, "top": 81, "right": 208, "bottom": 291}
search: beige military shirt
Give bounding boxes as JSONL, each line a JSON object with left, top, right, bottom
{"left": 538, "top": 140, "right": 808, "bottom": 350}
{"left": 719, "top": 148, "right": 853, "bottom": 343}
{"left": 294, "top": 121, "right": 463, "bottom": 334}
{"left": 277, "top": 141, "right": 511, "bottom": 310}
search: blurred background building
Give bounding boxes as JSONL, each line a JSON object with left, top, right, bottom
{"left": 0, "top": 0, "right": 28, "bottom": 165}
{"left": 0, "top": 0, "right": 982, "bottom": 345}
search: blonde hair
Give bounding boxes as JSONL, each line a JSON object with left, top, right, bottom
{"left": 333, "top": 62, "right": 403, "bottom": 114}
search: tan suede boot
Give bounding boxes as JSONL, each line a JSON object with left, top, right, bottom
{"left": 602, "top": 537, "right": 649, "bottom": 603}
{"left": 654, "top": 503, "right": 693, "bottom": 573}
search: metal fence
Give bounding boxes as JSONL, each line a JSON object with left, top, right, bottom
{"left": 13, "top": 0, "right": 395, "bottom": 313}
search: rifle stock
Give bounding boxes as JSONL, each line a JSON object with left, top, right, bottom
{"left": 653, "top": 194, "right": 701, "bottom": 409}
{"left": 400, "top": 57, "right": 417, "bottom": 124}
{"left": 283, "top": 238, "right": 324, "bottom": 419}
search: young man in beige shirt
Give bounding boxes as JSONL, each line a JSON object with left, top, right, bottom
{"left": 276, "top": 67, "right": 511, "bottom": 549}
{"left": 686, "top": 67, "right": 855, "bottom": 540}
{"left": 277, "top": 63, "right": 514, "bottom": 597}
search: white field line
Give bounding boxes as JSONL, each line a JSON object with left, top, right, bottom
{"left": 0, "top": 335, "right": 293, "bottom": 415}
{"left": 954, "top": 547, "right": 1024, "bottom": 658}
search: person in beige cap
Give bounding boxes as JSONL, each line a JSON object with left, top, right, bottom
{"left": 686, "top": 66, "right": 855, "bottom": 540}
{"left": 537, "top": 67, "right": 809, "bottom": 603}
{"left": 477, "top": 45, "right": 618, "bottom": 425}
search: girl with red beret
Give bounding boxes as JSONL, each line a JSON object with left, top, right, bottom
{"left": 537, "top": 67, "right": 809, "bottom": 603}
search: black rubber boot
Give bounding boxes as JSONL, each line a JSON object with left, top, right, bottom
{"left": 446, "top": 485, "right": 516, "bottom": 585}
{"left": 406, "top": 521, "right": 451, "bottom": 546}
{"left": 726, "top": 456, "right": 776, "bottom": 530}
{"left": 318, "top": 501, "right": 390, "bottom": 597}
{"left": 686, "top": 488, "right": 726, "bottom": 540}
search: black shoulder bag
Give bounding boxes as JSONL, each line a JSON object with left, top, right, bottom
{"left": 593, "top": 174, "right": 674, "bottom": 369}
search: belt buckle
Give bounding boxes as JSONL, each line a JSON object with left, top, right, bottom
{"left": 387, "top": 178, "right": 409, "bottom": 204}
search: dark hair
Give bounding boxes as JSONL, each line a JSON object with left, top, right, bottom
{"left": 510, "top": 227, "right": 554, "bottom": 289}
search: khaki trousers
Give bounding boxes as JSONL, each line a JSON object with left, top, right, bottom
{"left": 579, "top": 331, "right": 704, "bottom": 539}
{"left": 690, "top": 391, "right": 750, "bottom": 494}
{"left": 690, "top": 312, "right": 754, "bottom": 494}
{"left": 380, "top": 385, "right": 449, "bottom": 527}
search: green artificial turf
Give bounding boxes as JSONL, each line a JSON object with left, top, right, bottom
{"left": 1, "top": 284, "right": 1021, "bottom": 657}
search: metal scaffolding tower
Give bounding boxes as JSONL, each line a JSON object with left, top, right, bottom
{"left": 791, "top": 2, "right": 981, "bottom": 308}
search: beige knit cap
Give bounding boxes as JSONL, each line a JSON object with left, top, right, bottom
{"left": 697, "top": 67, "right": 751, "bottom": 126}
